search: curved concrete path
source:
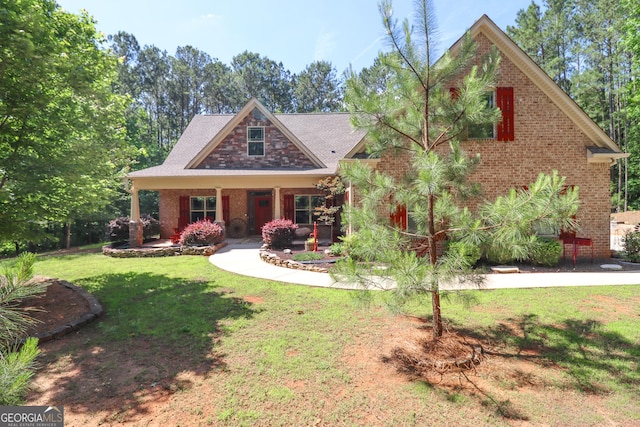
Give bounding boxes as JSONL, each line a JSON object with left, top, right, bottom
{"left": 209, "top": 239, "right": 640, "bottom": 290}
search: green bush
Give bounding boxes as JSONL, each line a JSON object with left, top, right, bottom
{"left": 529, "top": 238, "right": 562, "bottom": 266}
{"left": 292, "top": 252, "right": 324, "bottom": 262}
{"left": 622, "top": 230, "right": 640, "bottom": 262}
{"left": 328, "top": 242, "right": 345, "bottom": 256}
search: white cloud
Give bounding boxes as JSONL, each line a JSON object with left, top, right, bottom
{"left": 313, "top": 29, "right": 337, "bottom": 62}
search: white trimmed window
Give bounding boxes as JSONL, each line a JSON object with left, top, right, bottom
{"left": 190, "top": 196, "right": 216, "bottom": 223}
{"left": 248, "top": 127, "right": 265, "bottom": 156}
{"left": 294, "top": 195, "right": 324, "bottom": 224}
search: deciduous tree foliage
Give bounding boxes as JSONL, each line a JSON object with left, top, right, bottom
{"left": 0, "top": 0, "right": 131, "bottom": 243}
{"left": 337, "top": 0, "right": 578, "bottom": 338}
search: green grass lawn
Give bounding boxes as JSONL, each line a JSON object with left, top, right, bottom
{"left": 6, "top": 250, "right": 640, "bottom": 426}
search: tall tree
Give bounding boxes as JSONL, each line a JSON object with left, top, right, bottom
{"left": 337, "top": 0, "right": 578, "bottom": 338}
{"left": 0, "top": 0, "right": 130, "bottom": 243}
{"left": 231, "top": 51, "right": 294, "bottom": 112}
{"left": 137, "top": 45, "right": 173, "bottom": 151}
{"left": 293, "top": 61, "right": 344, "bottom": 112}
{"left": 168, "top": 46, "right": 212, "bottom": 133}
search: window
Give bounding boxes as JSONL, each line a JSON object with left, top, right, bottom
{"left": 248, "top": 127, "right": 264, "bottom": 156}
{"left": 190, "top": 196, "right": 216, "bottom": 223}
{"left": 451, "top": 86, "right": 515, "bottom": 141}
{"left": 390, "top": 204, "right": 418, "bottom": 233}
{"left": 294, "top": 195, "right": 325, "bottom": 224}
{"left": 468, "top": 92, "right": 495, "bottom": 139}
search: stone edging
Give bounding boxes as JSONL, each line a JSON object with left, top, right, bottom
{"left": 102, "top": 241, "right": 228, "bottom": 258}
{"left": 30, "top": 279, "right": 104, "bottom": 344}
{"left": 259, "top": 248, "right": 330, "bottom": 273}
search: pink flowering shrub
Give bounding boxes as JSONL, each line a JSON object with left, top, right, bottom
{"left": 179, "top": 220, "right": 224, "bottom": 246}
{"left": 261, "top": 219, "right": 298, "bottom": 249}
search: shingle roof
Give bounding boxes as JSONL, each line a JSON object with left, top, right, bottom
{"left": 128, "top": 109, "right": 366, "bottom": 178}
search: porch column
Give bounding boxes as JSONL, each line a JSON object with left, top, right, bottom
{"left": 129, "top": 183, "right": 143, "bottom": 247}
{"left": 274, "top": 187, "right": 281, "bottom": 219}
{"left": 215, "top": 187, "right": 225, "bottom": 229}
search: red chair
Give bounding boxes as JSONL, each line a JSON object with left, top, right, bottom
{"left": 559, "top": 230, "right": 593, "bottom": 265}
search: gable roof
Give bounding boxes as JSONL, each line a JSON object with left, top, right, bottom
{"left": 453, "top": 15, "right": 626, "bottom": 159}
{"left": 185, "top": 98, "right": 325, "bottom": 169}
{"left": 128, "top": 99, "right": 366, "bottom": 179}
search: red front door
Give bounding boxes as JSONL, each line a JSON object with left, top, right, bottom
{"left": 254, "top": 195, "right": 273, "bottom": 234}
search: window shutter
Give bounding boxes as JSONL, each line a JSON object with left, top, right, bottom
{"left": 449, "top": 87, "right": 459, "bottom": 99}
{"left": 222, "top": 195, "right": 230, "bottom": 223}
{"left": 496, "top": 87, "right": 514, "bottom": 141}
{"left": 178, "top": 196, "right": 190, "bottom": 230}
{"left": 390, "top": 204, "right": 407, "bottom": 230}
{"left": 284, "top": 194, "right": 294, "bottom": 221}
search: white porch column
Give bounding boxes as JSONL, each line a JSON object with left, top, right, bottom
{"left": 215, "top": 187, "right": 225, "bottom": 226}
{"left": 129, "top": 182, "right": 143, "bottom": 247}
{"left": 130, "top": 185, "right": 140, "bottom": 221}
{"left": 274, "top": 187, "right": 281, "bottom": 219}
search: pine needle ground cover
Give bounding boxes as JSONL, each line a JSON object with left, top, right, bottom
{"left": 4, "top": 251, "right": 637, "bottom": 426}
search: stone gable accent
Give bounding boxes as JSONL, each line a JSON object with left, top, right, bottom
{"left": 196, "top": 109, "right": 316, "bottom": 169}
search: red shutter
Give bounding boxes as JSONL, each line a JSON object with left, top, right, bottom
{"left": 178, "top": 196, "right": 190, "bottom": 230}
{"left": 284, "top": 194, "right": 295, "bottom": 221}
{"left": 449, "top": 87, "right": 459, "bottom": 99}
{"left": 390, "top": 204, "right": 407, "bottom": 230}
{"left": 496, "top": 87, "right": 514, "bottom": 141}
{"left": 222, "top": 195, "right": 230, "bottom": 223}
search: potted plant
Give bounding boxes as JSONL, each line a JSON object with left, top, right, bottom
{"left": 304, "top": 237, "right": 315, "bottom": 252}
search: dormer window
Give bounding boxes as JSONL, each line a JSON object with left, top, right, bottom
{"left": 248, "top": 127, "right": 265, "bottom": 156}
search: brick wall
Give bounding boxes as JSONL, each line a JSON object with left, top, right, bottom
{"left": 372, "top": 32, "right": 614, "bottom": 258}
{"left": 196, "top": 108, "right": 315, "bottom": 169}
{"left": 159, "top": 188, "right": 328, "bottom": 238}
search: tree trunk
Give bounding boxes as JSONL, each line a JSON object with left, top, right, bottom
{"left": 431, "top": 289, "right": 443, "bottom": 338}
{"left": 427, "top": 192, "right": 443, "bottom": 338}
{"left": 65, "top": 223, "right": 71, "bottom": 249}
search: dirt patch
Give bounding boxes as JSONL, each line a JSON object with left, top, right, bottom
{"left": 17, "top": 278, "right": 102, "bottom": 340}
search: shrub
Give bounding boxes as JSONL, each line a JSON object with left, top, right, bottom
{"left": 107, "top": 216, "right": 130, "bottom": 243}
{"left": 107, "top": 215, "right": 161, "bottom": 243}
{"left": 529, "top": 238, "right": 562, "bottom": 266}
{"left": 261, "top": 219, "right": 298, "bottom": 249}
{"left": 622, "top": 230, "right": 640, "bottom": 262}
{"left": 141, "top": 214, "right": 161, "bottom": 239}
{"left": 179, "top": 220, "right": 224, "bottom": 246}
{"left": 328, "top": 242, "right": 345, "bottom": 256}
{"left": 292, "top": 252, "right": 324, "bottom": 262}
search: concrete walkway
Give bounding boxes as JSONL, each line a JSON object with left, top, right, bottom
{"left": 209, "top": 239, "right": 640, "bottom": 290}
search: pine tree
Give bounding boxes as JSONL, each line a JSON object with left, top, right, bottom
{"left": 336, "top": 0, "right": 579, "bottom": 339}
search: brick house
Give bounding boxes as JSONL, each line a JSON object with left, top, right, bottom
{"left": 126, "top": 97, "right": 367, "bottom": 243}
{"left": 127, "top": 15, "right": 626, "bottom": 258}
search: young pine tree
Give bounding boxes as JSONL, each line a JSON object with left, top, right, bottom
{"left": 335, "top": 0, "right": 579, "bottom": 339}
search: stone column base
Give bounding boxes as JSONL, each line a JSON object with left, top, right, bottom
{"left": 129, "top": 220, "right": 143, "bottom": 248}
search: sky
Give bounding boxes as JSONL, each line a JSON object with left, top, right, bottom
{"left": 55, "top": 0, "right": 535, "bottom": 75}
